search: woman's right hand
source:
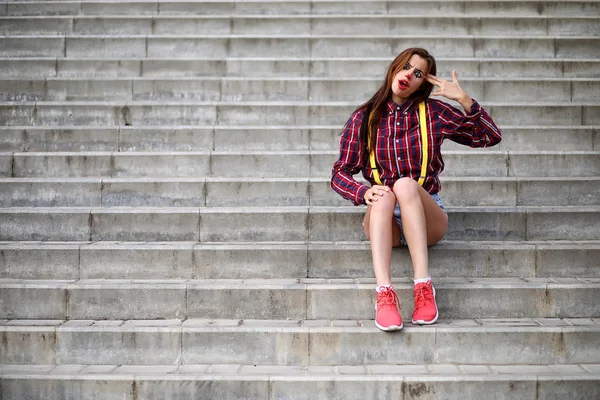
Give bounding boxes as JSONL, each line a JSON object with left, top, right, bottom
{"left": 426, "top": 70, "right": 474, "bottom": 111}
{"left": 364, "top": 185, "right": 390, "bottom": 205}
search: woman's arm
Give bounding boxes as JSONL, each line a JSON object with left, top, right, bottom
{"left": 427, "top": 71, "right": 502, "bottom": 148}
{"left": 331, "top": 111, "right": 371, "bottom": 205}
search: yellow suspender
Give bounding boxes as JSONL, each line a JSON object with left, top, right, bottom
{"left": 369, "top": 101, "right": 428, "bottom": 186}
{"left": 417, "top": 101, "right": 428, "bottom": 186}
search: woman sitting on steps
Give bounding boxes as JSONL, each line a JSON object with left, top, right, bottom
{"left": 331, "top": 47, "right": 502, "bottom": 331}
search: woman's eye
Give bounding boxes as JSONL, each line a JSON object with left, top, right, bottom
{"left": 415, "top": 71, "right": 423, "bottom": 78}
{"left": 403, "top": 63, "right": 410, "bottom": 70}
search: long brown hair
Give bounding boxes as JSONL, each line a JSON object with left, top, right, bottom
{"left": 358, "top": 48, "right": 437, "bottom": 153}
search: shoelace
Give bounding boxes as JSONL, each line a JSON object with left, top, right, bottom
{"left": 377, "top": 288, "right": 400, "bottom": 309}
{"left": 414, "top": 284, "right": 433, "bottom": 308}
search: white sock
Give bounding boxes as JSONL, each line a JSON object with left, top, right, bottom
{"left": 414, "top": 276, "right": 432, "bottom": 284}
{"left": 376, "top": 284, "right": 394, "bottom": 293}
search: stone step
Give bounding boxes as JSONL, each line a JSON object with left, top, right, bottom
{"left": 2, "top": 278, "right": 600, "bottom": 320}
{"left": 1, "top": 126, "right": 596, "bottom": 152}
{"left": 1, "top": 177, "right": 598, "bottom": 208}
{"left": 2, "top": 15, "right": 599, "bottom": 36}
{"left": 3, "top": 0, "right": 599, "bottom": 17}
{"left": 0, "top": 206, "right": 598, "bottom": 242}
{"left": 0, "top": 318, "right": 598, "bottom": 365}
{"left": 1, "top": 363, "right": 599, "bottom": 400}
{"left": 0, "top": 3, "right": 597, "bottom": 399}
{"left": 1, "top": 35, "right": 599, "bottom": 59}
{"left": 2, "top": 77, "right": 599, "bottom": 102}
{"left": 2, "top": 57, "right": 600, "bottom": 78}
{"left": 1, "top": 240, "right": 599, "bottom": 280}
{"left": 1, "top": 101, "right": 598, "bottom": 126}
{"left": 1, "top": 151, "right": 599, "bottom": 178}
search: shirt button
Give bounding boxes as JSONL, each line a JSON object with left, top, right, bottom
{"left": 396, "top": 122, "right": 400, "bottom": 125}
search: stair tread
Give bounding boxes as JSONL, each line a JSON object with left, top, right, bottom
{"left": 1, "top": 317, "right": 599, "bottom": 330}
{"left": 2, "top": 277, "right": 599, "bottom": 286}
{"left": 2, "top": 176, "right": 600, "bottom": 182}
{"left": 3, "top": 76, "right": 600, "bottom": 81}
{"left": 4, "top": 56, "right": 600, "bottom": 61}
{"left": 3, "top": 33, "right": 598, "bottom": 37}
{"left": 1, "top": 363, "right": 599, "bottom": 378}
{"left": 3, "top": 14, "right": 600, "bottom": 18}
{"left": 2, "top": 205, "right": 599, "bottom": 211}
{"left": 2, "top": 100, "right": 598, "bottom": 105}
{"left": 4, "top": 150, "right": 600, "bottom": 155}
{"left": 2, "top": 239, "right": 599, "bottom": 247}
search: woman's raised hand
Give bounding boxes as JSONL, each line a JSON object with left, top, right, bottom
{"left": 426, "top": 70, "right": 474, "bottom": 111}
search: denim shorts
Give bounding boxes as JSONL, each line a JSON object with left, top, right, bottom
{"left": 394, "top": 192, "right": 446, "bottom": 246}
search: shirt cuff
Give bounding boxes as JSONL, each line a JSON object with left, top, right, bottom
{"left": 355, "top": 185, "right": 370, "bottom": 206}
{"left": 467, "top": 98, "right": 482, "bottom": 115}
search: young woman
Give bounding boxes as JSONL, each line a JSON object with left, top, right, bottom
{"left": 331, "top": 47, "right": 502, "bottom": 331}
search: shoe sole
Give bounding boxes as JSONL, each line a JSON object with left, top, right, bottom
{"left": 375, "top": 321, "right": 403, "bottom": 331}
{"left": 411, "top": 310, "right": 438, "bottom": 325}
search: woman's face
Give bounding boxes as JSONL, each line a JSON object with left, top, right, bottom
{"left": 390, "top": 54, "right": 429, "bottom": 104}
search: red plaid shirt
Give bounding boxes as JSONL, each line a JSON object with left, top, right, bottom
{"left": 331, "top": 98, "right": 502, "bottom": 206}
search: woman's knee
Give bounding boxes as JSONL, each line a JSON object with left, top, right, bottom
{"left": 392, "top": 177, "right": 420, "bottom": 202}
{"left": 370, "top": 190, "right": 397, "bottom": 214}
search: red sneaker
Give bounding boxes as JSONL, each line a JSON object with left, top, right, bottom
{"left": 375, "top": 287, "right": 403, "bottom": 331}
{"left": 411, "top": 281, "right": 438, "bottom": 325}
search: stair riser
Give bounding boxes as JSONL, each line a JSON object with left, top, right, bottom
{"left": 3, "top": 17, "right": 600, "bottom": 37}
{"left": 3, "top": 243, "right": 598, "bottom": 280}
{"left": 1, "top": 327, "right": 597, "bottom": 365}
{"left": 3, "top": 59, "right": 600, "bottom": 79}
{"left": 3, "top": 153, "right": 599, "bottom": 178}
{"left": 1, "top": 104, "right": 598, "bottom": 127}
{"left": 2, "top": 378, "right": 599, "bottom": 400}
{"left": 1, "top": 179, "right": 599, "bottom": 207}
{"left": 2, "top": 37, "right": 599, "bottom": 59}
{"left": 1, "top": 127, "right": 597, "bottom": 152}
{"left": 4, "top": 1, "right": 600, "bottom": 16}
{"left": 2, "top": 79, "right": 598, "bottom": 103}
{"left": 0, "top": 209, "right": 598, "bottom": 241}
{"left": 2, "top": 285, "right": 598, "bottom": 320}
{"left": 2, "top": 379, "right": 137, "bottom": 400}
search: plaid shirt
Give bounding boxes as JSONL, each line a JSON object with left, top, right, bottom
{"left": 331, "top": 98, "right": 502, "bottom": 206}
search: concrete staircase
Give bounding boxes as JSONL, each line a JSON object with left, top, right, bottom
{"left": 1, "top": 0, "right": 599, "bottom": 398}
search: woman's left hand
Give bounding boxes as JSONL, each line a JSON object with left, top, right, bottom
{"left": 426, "top": 70, "right": 474, "bottom": 111}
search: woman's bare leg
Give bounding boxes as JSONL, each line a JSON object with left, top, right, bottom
{"left": 392, "top": 178, "right": 448, "bottom": 279}
{"left": 363, "top": 190, "right": 402, "bottom": 286}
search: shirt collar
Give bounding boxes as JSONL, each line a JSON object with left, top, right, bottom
{"left": 386, "top": 98, "right": 416, "bottom": 114}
